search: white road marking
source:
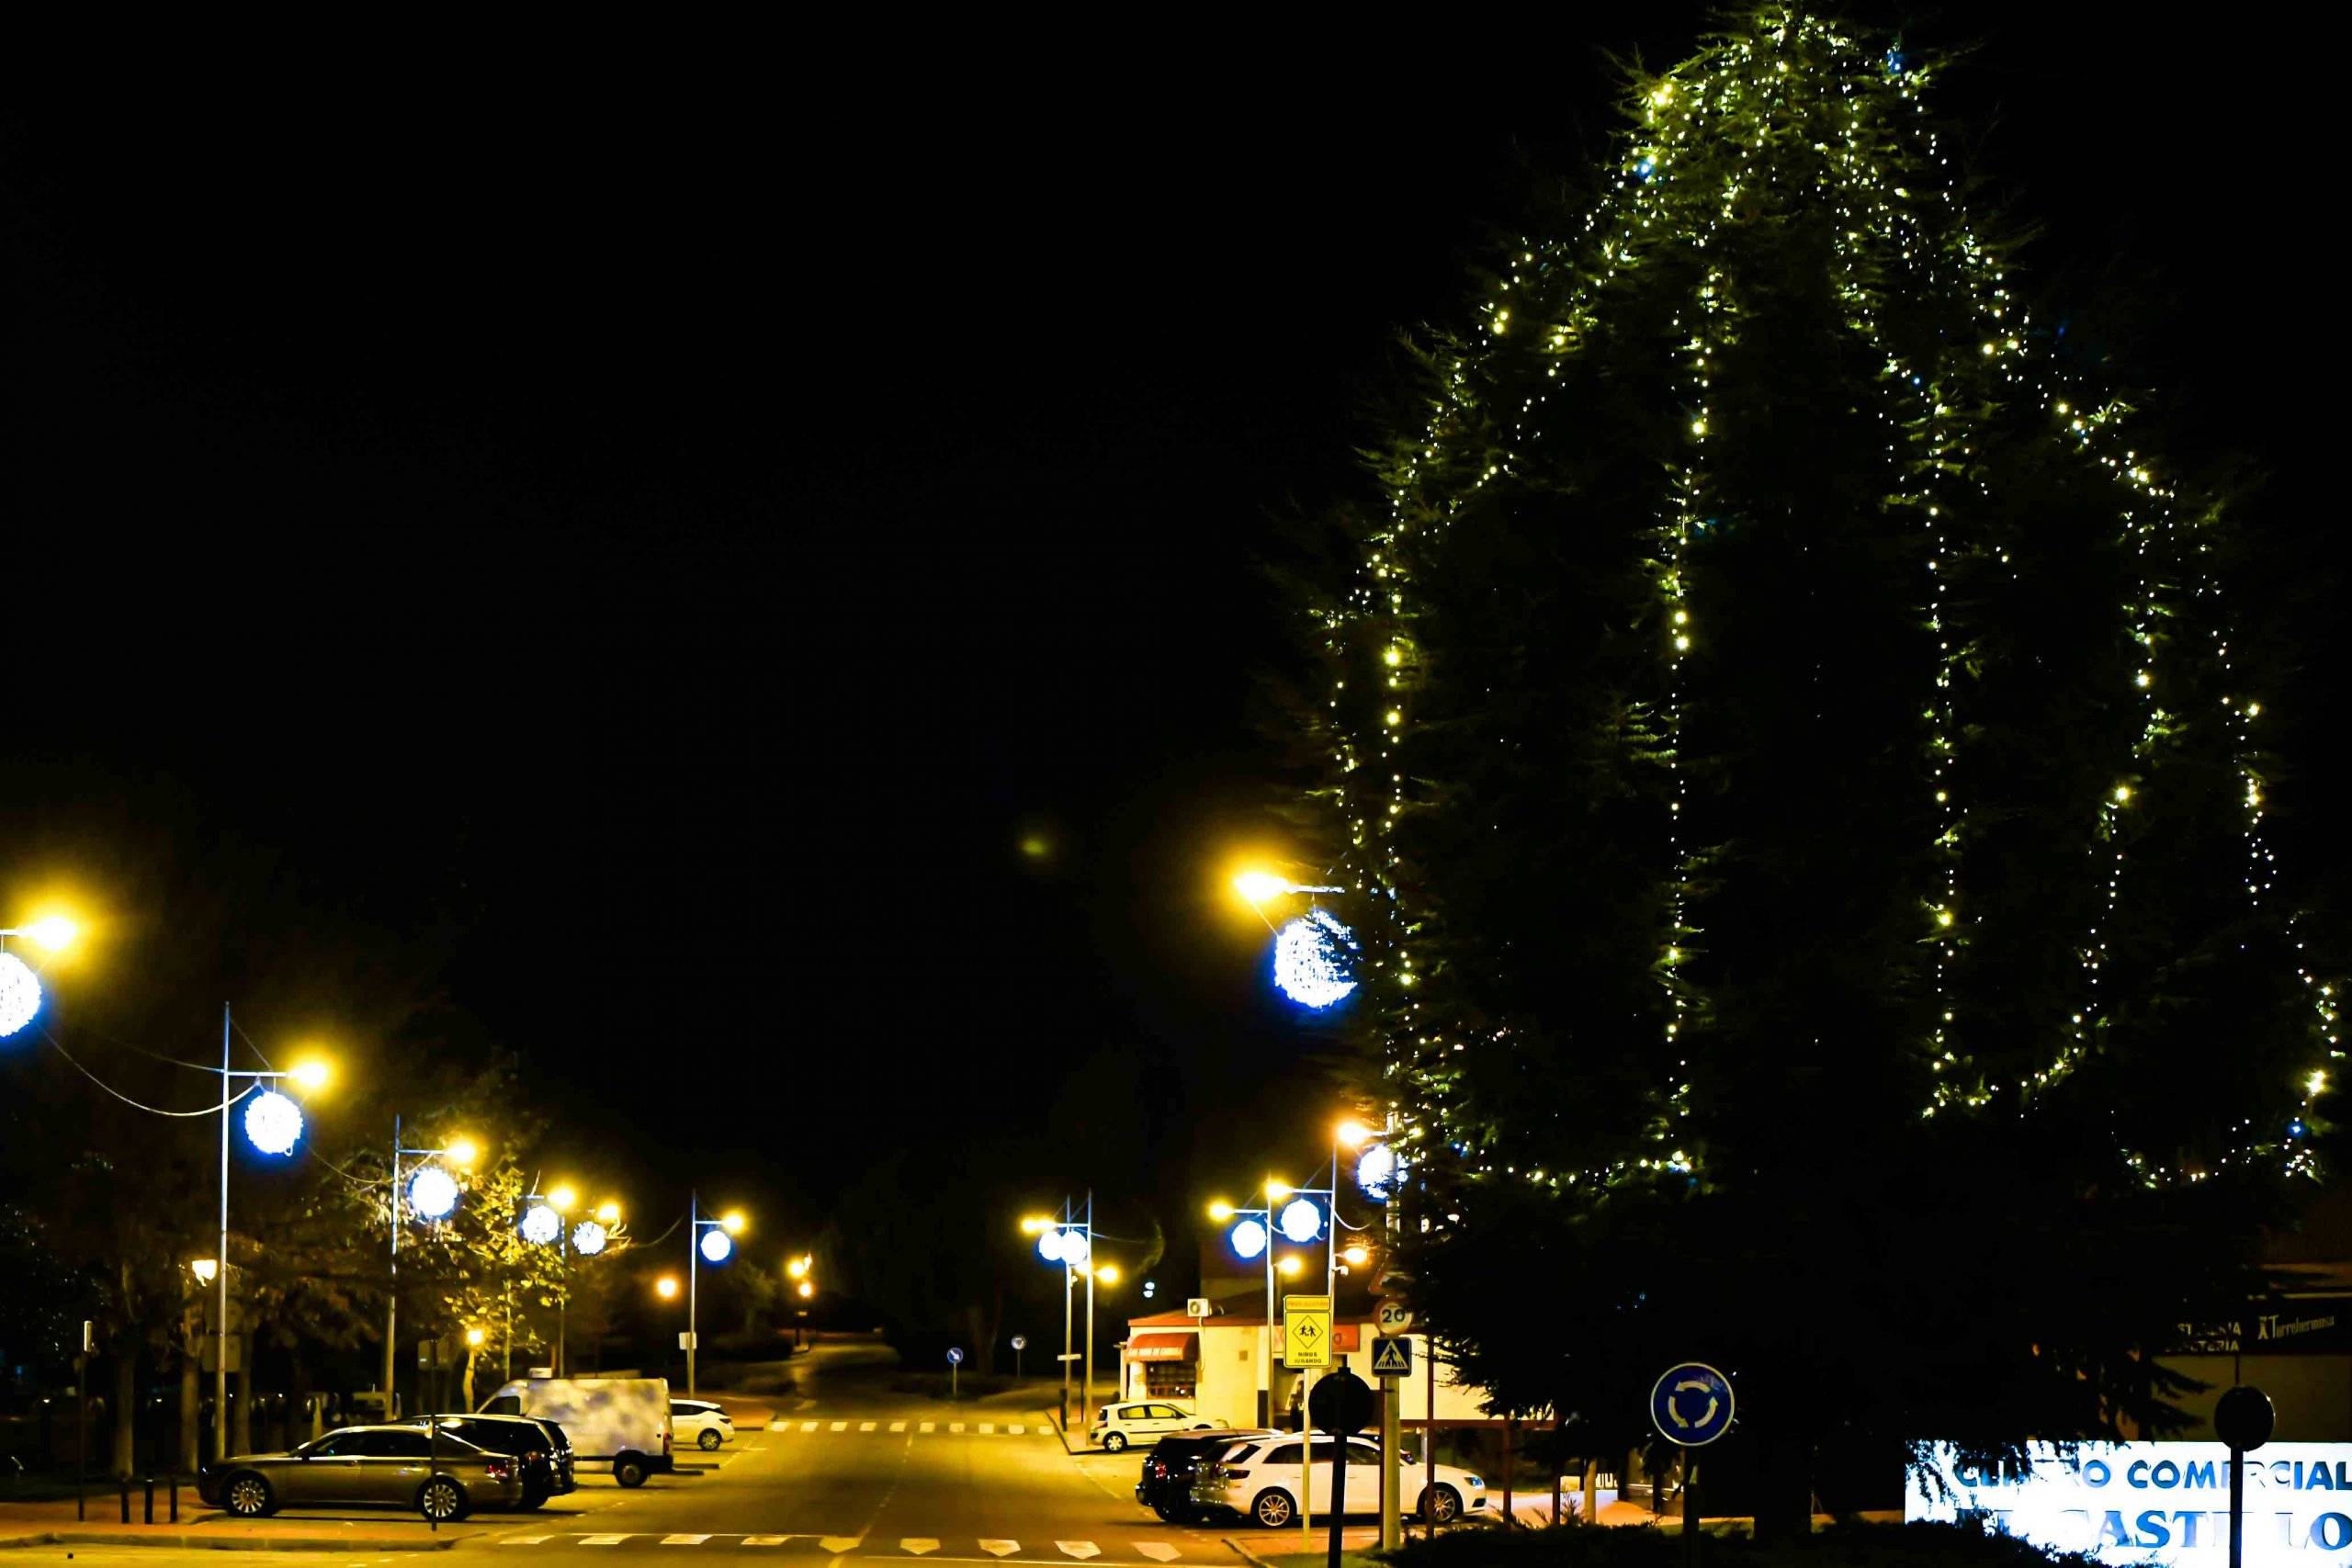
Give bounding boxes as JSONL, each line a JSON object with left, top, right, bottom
{"left": 1008, "top": 1423, "right": 1025, "bottom": 1435}
{"left": 949, "top": 1421, "right": 966, "bottom": 1433}
{"left": 920, "top": 1421, "right": 936, "bottom": 1434}
{"left": 498, "top": 1537, "right": 552, "bottom": 1546}
{"left": 1136, "top": 1545, "right": 1180, "bottom": 1562}
{"left": 802, "top": 1420, "right": 820, "bottom": 1432}
{"left": 831, "top": 1420, "right": 849, "bottom": 1432}
{"left": 581, "top": 1536, "right": 631, "bottom": 1546}
{"left": 663, "top": 1535, "right": 713, "bottom": 1545}
{"left": 744, "top": 1537, "right": 792, "bottom": 1547}
{"left": 1057, "top": 1541, "right": 1101, "bottom": 1560}
{"left": 978, "top": 1422, "right": 995, "bottom": 1434}
{"left": 821, "top": 1537, "right": 865, "bottom": 1553}
{"left": 889, "top": 1420, "right": 908, "bottom": 1432}
{"left": 978, "top": 1542, "right": 1020, "bottom": 1557}
{"left": 901, "top": 1540, "right": 940, "bottom": 1554}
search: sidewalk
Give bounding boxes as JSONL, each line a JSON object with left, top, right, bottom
{"left": 0, "top": 1495, "right": 474, "bottom": 1551}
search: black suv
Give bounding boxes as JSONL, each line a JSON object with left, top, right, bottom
{"left": 1136, "top": 1428, "right": 1274, "bottom": 1523}
{"left": 405, "top": 1415, "right": 574, "bottom": 1506}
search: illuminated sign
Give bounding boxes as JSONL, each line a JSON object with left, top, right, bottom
{"left": 1909, "top": 1442, "right": 2352, "bottom": 1562}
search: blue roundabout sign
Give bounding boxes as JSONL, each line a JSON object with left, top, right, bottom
{"left": 1649, "top": 1362, "right": 1735, "bottom": 1447}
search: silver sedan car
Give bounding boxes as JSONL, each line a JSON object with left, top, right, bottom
{"left": 198, "top": 1424, "right": 524, "bottom": 1521}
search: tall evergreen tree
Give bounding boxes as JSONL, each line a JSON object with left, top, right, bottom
{"left": 1293, "top": 8, "right": 2339, "bottom": 1522}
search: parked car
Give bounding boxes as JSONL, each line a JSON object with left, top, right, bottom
{"left": 1191, "top": 1432, "right": 1488, "bottom": 1528}
{"left": 480, "top": 1377, "right": 673, "bottom": 1486}
{"left": 671, "top": 1399, "right": 735, "bottom": 1451}
{"left": 403, "top": 1414, "right": 575, "bottom": 1505}
{"left": 1089, "top": 1399, "right": 1226, "bottom": 1452}
{"left": 1137, "top": 1428, "right": 1276, "bottom": 1522}
{"left": 197, "top": 1424, "right": 524, "bottom": 1522}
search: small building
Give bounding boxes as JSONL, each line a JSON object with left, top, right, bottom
{"left": 1120, "top": 1295, "right": 1490, "bottom": 1432}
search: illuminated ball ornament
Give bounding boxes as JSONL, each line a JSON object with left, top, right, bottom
{"left": 0, "top": 952, "right": 42, "bottom": 1039}
{"left": 1228, "top": 1217, "right": 1269, "bottom": 1261}
{"left": 1356, "top": 1142, "right": 1400, "bottom": 1201}
{"left": 700, "top": 1226, "right": 733, "bottom": 1264}
{"left": 1278, "top": 1197, "right": 1323, "bottom": 1245}
{"left": 408, "top": 1167, "right": 459, "bottom": 1221}
{"left": 1035, "top": 1226, "right": 1067, "bottom": 1264}
{"left": 1057, "top": 1229, "right": 1090, "bottom": 1269}
{"left": 243, "top": 1089, "right": 305, "bottom": 1156}
{"left": 1272, "top": 909, "right": 1359, "bottom": 1010}
{"left": 521, "top": 1203, "right": 561, "bottom": 1245}
{"left": 571, "top": 1220, "right": 608, "bottom": 1256}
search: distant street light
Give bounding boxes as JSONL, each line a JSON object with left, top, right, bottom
{"left": 1024, "top": 1197, "right": 1108, "bottom": 1433}
{"left": 656, "top": 1275, "right": 680, "bottom": 1301}
{"left": 386, "top": 1120, "right": 480, "bottom": 1416}
{"left": 797, "top": 1279, "right": 814, "bottom": 1299}
{"left": 189, "top": 1258, "right": 218, "bottom": 1285}
{"left": 686, "top": 1195, "right": 745, "bottom": 1398}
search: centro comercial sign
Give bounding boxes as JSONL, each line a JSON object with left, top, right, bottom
{"left": 1910, "top": 1442, "right": 2352, "bottom": 1562}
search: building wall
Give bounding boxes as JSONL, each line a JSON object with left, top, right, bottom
{"left": 1124, "top": 1323, "right": 1492, "bottom": 1428}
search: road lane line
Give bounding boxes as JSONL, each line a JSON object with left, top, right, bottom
{"left": 890, "top": 1420, "right": 908, "bottom": 1432}
{"left": 1055, "top": 1542, "right": 1100, "bottom": 1559}
{"left": 744, "top": 1537, "right": 792, "bottom": 1546}
{"left": 821, "top": 1536, "right": 865, "bottom": 1553}
{"left": 978, "top": 1422, "right": 995, "bottom": 1434}
{"left": 663, "top": 1535, "right": 713, "bottom": 1545}
{"left": 920, "top": 1421, "right": 936, "bottom": 1433}
{"left": 861, "top": 1421, "right": 878, "bottom": 1432}
{"left": 901, "top": 1540, "right": 940, "bottom": 1554}
{"left": 1135, "top": 1546, "right": 1179, "bottom": 1562}
{"left": 1008, "top": 1423, "right": 1025, "bottom": 1435}
{"left": 831, "top": 1421, "right": 850, "bottom": 1432}
{"left": 581, "top": 1535, "right": 632, "bottom": 1546}
{"left": 978, "top": 1542, "right": 1019, "bottom": 1557}
{"left": 803, "top": 1421, "right": 820, "bottom": 1432}
{"left": 498, "top": 1537, "right": 552, "bottom": 1545}
{"left": 949, "top": 1421, "right": 966, "bottom": 1433}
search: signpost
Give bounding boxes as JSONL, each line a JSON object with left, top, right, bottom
{"left": 1310, "top": 1369, "right": 1376, "bottom": 1568}
{"left": 946, "top": 1346, "right": 964, "bottom": 1401}
{"left": 1651, "top": 1363, "right": 1736, "bottom": 1568}
{"left": 2216, "top": 1384, "right": 2274, "bottom": 1568}
{"left": 1011, "top": 1334, "right": 1027, "bottom": 1380}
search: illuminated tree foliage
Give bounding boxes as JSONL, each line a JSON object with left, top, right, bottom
{"left": 1300, "top": 9, "right": 2338, "bottom": 1517}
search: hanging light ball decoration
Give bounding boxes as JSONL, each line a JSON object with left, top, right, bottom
{"left": 700, "top": 1226, "right": 733, "bottom": 1263}
{"left": 1278, "top": 1196, "right": 1323, "bottom": 1245}
{"left": 571, "top": 1220, "right": 608, "bottom": 1256}
{"left": 1057, "top": 1229, "right": 1090, "bottom": 1268}
{"left": 243, "top": 1089, "right": 305, "bottom": 1156}
{"left": 521, "top": 1203, "right": 561, "bottom": 1245}
{"left": 1228, "top": 1217, "right": 1269, "bottom": 1261}
{"left": 1356, "top": 1142, "right": 1400, "bottom": 1202}
{"left": 0, "top": 952, "right": 41, "bottom": 1039}
{"left": 408, "top": 1167, "right": 460, "bottom": 1221}
{"left": 1272, "top": 909, "right": 1359, "bottom": 1009}
{"left": 1035, "top": 1226, "right": 1067, "bottom": 1264}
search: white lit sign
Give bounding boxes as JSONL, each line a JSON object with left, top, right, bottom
{"left": 1909, "top": 1441, "right": 2352, "bottom": 1562}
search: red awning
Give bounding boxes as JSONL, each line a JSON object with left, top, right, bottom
{"left": 1129, "top": 1332, "right": 1196, "bottom": 1362}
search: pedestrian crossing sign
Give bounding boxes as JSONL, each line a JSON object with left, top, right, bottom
{"left": 1283, "top": 1294, "right": 1331, "bottom": 1369}
{"left": 1371, "top": 1336, "right": 1412, "bottom": 1378}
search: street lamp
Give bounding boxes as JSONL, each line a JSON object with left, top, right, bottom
{"left": 524, "top": 1181, "right": 582, "bottom": 1375}
{"left": 386, "top": 1120, "right": 480, "bottom": 1418}
{"left": 1024, "top": 1197, "right": 1107, "bottom": 1434}
{"left": 1208, "top": 1183, "right": 1283, "bottom": 1430}
{"left": 205, "top": 1007, "right": 330, "bottom": 1461}
{"left": 686, "top": 1196, "right": 744, "bottom": 1398}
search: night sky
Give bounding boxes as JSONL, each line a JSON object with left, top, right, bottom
{"left": 3, "top": 11, "right": 2324, "bottom": 1256}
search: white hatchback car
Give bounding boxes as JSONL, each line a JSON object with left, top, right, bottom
{"left": 1089, "top": 1400, "right": 1226, "bottom": 1452}
{"left": 1192, "top": 1432, "right": 1488, "bottom": 1527}
{"left": 670, "top": 1399, "right": 735, "bottom": 1451}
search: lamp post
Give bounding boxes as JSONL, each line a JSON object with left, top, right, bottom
{"left": 687, "top": 1195, "right": 744, "bottom": 1399}
{"left": 1207, "top": 1187, "right": 1281, "bottom": 1429}
{"left": 520, "top": 1184, "right": 578, "bottom": 1375}
{"left": 786, "top": 1256, "right": 815, "bottom": 1350}
{"left": 655, "top": 1276, "right": 681, "bottom": 1384}
{"left": 386, "top": 1122, "right": 479, "bottom": 1418}
{"left": 206, "top": 1006, "right": 329, "bottom": 1460}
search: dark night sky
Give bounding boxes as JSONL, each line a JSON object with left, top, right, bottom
{"left": 3, "top": 12, "right": 2325, "bottom": 1254}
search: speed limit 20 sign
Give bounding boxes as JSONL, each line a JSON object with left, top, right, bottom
{"left": 1374, "top": 1301, "right": 1415, "bottom": 1337}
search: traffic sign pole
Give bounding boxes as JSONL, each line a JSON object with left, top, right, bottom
{"left": 1379, "top": 1363, "right": 1401, "bottom": 1550}
{"left": 1649, "top": 1364, "right": 1735, "bottom": 1568}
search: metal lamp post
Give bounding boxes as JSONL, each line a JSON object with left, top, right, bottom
{"left": 688, "top": 1195, "right": 744, "bottom": 1399}
{"left": 385, "top": 1120, "right": 478, "bottom": 1418}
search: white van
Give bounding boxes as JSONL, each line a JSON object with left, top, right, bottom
{"left": 481, "top": 1378, "right": 673, "bottom": 1487}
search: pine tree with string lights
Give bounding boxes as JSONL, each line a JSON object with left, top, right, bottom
{"left": 1293, "top": 8, "right": 2340, "bottom": 1524}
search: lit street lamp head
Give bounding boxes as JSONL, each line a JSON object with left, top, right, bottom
{"left": 444, "top": 1136, "right": 480, "bottom": 1168}
{"left": 1277, "top": 1255, "right": 1305, "bottom": 1278}
{"left": 1266, "top": 1179, "right": 1292, "bottom": 1200}
{"left": 656, "top": 1275, "right": 680, "bottom": 1300}
{"left": 1234, "top": 871, "right": 1291, "bottom": 906}
{"left": 1207, "top": 1200, "right": 1235, "bottom": 1220}
{"left": 1020, "top": 1214, "right": 1055, "bottom": 1235}
{"left": 797, "top": 1279, "right": 815, "bottom": 1299}
{"left": 1342, "top": 1245, "right": 1371, "bottom": 1267}
{"left": 465, "top": 1326, "right": 486, "bottom": 1348}
{"left": 786, "top": 1254, "right": 811, "bottom": 1279}
{"left": 596, "top": 1201, "right": 621, "bottom": 1224}
{"left": 548, "top": 1184, "right": 577, "bottom": 1213}
{"left": 289, "top": 1059, "right": 330, "bottom": 1091}
{"left": 190, "top": 1258, "right": 218, "bottom": 1284}
{"left": 1336, "top": 1119, "right": 1374, "bottom": 1148}
{"left": 1094, "top": 1264, "right": 1120, "bottom": 1285}
{"left": 720, "top": 1210, "right": 747, "bottom": 1235}
{"left": 27, "top": 916, "right": 77, "bottom": 953}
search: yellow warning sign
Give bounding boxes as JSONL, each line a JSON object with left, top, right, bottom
{"left": 1283, "top": 1294, "right": 1331, "bottom": 1369}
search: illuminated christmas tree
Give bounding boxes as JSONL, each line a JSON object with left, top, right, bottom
{"left": 1299, "top": 8, "right": 2339, "bottom": 1517}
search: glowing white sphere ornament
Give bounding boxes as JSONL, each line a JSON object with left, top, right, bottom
{"left": 0, "top": 952, "right": 41, "bottom": 1039}
{"left": 571, "top": 1220, "right": 608, "bottom": 1256}
{"left": 700, "top": 1226, "right": 733, "bottom": 1263}
{"left": 408, "top": 1167, "right": 459, "bottom": 1221}
{"left": 522, "top": 1203, "right": 561, "bottom": 1245}
{"left": 1356, "top": 1142, "right": 1399, "bottom": 1202}
{"left": 1228, "top": 1218, "right": 1269, "bottom": 1261}
{"left": 1058, "top": 1229, "right": 1089, "bottom": 1268}
{"left": 243, "top": 1089, "right": 305, "bottom": 1156}
{"left": 1036, "top": 1227, "right": 1067, "bottom": 1264}
{"left": 1272, "top": 909, "right": 1358, "bottom": 1010}
{"left": 1278, "top": 1196, "right": 1323, "bottom": 1245}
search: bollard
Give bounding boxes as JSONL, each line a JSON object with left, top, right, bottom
{"left": 170, "top": 1474, "right": 180, "bottom": 1522}
{"left": 143, "top": 1474, "right": 155, "bottom": 1523}
{"left": 119, "top": 1478, "right": 130, "bottom": 1522}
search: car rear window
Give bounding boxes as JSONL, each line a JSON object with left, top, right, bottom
{"left": 537, "top": 1420, "right": 570, "bottom": 1450}
{"left": 447, "top": 1422, "right": 534, "bottom": 1454}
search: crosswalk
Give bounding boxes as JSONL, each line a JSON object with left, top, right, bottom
{"left": 781, "top": 1419, "right": 1043, "bottom": 1438}
{"left": 496, "top": 1535, "right": 1191, "bottom": 1559}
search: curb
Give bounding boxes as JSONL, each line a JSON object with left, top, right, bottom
{"left": 0, "top": 1529, "right": 458, "bottom": 1551}
{"left": 1222, "top": 1539, "right": 1276, "bottom": 1568}
{"left": 1036, "top": 1410, "right": 1085, "bottom": 1456}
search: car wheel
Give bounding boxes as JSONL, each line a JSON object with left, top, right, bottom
{"left": 1102, "top": 1431, "right": 1127, "bottom": 1452}
{"left": 417, "top": 1477, "right": 469, "bottom": 1523}
{"left": 615, "top": 1456, "right": 649, "bottom": 1488}
{"left": 1421, "top": 1483, "right": 1463, "bottom": 1525}
{"left": 222, "top": 1472, "right": 275, "bottom": 1518}
{"left": 698, "top": 1427, "right": 723, "bottom": 1450}
{"left": 519, "top": 1489, "right": 548, "bottom": 1510}
{"left": 1252, "top": 1489, "right": 1296, "bottom": 1529}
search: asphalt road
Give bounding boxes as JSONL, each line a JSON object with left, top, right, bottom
{"left": 8, "top": 1345, "right": 1289, "bottom": 1568}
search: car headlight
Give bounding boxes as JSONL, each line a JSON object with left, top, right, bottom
{"left": 1466, "top": 1475, "right": 1485, "bottom": 1487}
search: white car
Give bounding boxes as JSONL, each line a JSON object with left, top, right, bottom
{"left": 1089, "top": 1400, "right": 1227, "bottom": 1452}
{"left": 670, "top": 1399, "right": 735, "bottom": 1451}
{"left": 1192, "top": 1432, "right": 1488, "bottom": 1527}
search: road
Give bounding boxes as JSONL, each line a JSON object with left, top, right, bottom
{"left": 8, "top": 1344, "right": 1306, "bottom": 1567}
